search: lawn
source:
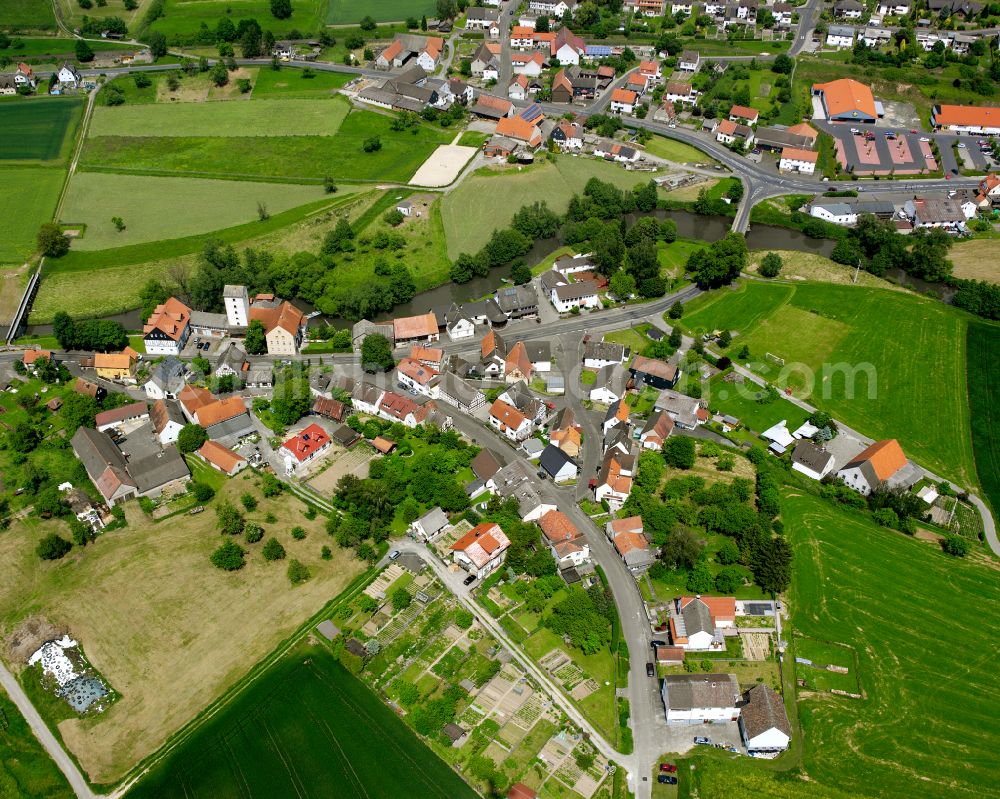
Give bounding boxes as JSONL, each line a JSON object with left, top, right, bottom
{"left": 0, "top": 0, "right": 57, "bottom": 29}
{"left": 251, "top": 67, "right": 353, "bottom": 98}
{"left": 603, "top": 326, "right": 651, "bottom": 355}
{"left": 81, "top": 107, "right": 453, "bottom": 183}
{"left": 146, "top": 0, "right": 326, "bottom": 41}
{"left": 126, "top": 641, "right": 478, "bottom": 799}
{"left": 704, "top": 373, "right": 811, "bottom": 436}
{"left": 88, "top": 97, "right": 350, "bottom": 138}
{"left": 967, "top": 321, "right": 1000, "bottom": 518}
{"left": 0, "top": 37, "right": 135, "bottom": 60}
{"left": 0, "top": 166, "right": 65, "bottom": 263}
{"left": 60, "top": 173, "right": 328, "bottom": 250}
{"left": 441, "top": 155, "right": 664, "bottom": 258}
{"left": 781, "top": 490, "right": 1000, "bottom": 799}
{"left": 643, "top": 134, "right": 718, "bottom": 165}
{"left": 0, "top": 686, "right": 73, "bottom": 798}
{"left": 326, "top": 0, "right": 436, "bottom": 23}
{"left": 0, "top": 97, "right": 83, "bottom": 162}
{"left": 0, "top": 479, "right": 366, "bottom": 784}
{"left": 680, "top": 281, "right": 976, "bottom": 486}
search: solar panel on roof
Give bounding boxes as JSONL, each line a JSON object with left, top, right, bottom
{"left": 744, "top": 602, "right": 771, "bottom": 616}
{"left": 520, "top": 103, "right": 543, "bottom": 122}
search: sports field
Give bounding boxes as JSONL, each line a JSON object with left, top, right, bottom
{"left": 127, "top": 642, "right": 479, "bottom": 799}
{"left": 967, "top": 322, "right": 1000, "bottom": 517}
{"left": 0, "top": 480, "right": 366, "bottom": 783}
{"left": 784, "top": 491, "right": 1000, "bottom": 799}
{"left": 681, "top": 281, "right": 976, "bottom": 487}
{"left": 326, "top": 0, "right": 436, "bottom": 23}
{"left": 88, "top": 97, "right": 350, "bottom": 138}
{"left": 0, "top": 0, "right": 56, "bottom": 29}
{"left": 82, "top": 108, "right": 453, "bottom": 182}
{"left": 0, "top": 686, "right": 73, "bottom": 798}
{"left": 441, "top": 156, "right": 664, "bottom": 257}
{"left": 0, "top": 98, "right": 82, "bottom": 162}
{"left": 145, "top": 0, "right": 326, "bottom": 39}
{"left": 61, "top": 173, "right": 327, "bottom": 250}
{"left": 0, "top": 166, "right": 65, "bottom": 263}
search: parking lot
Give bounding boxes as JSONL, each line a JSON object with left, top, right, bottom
{"left": 657, "top": 720, "right": 744, "bottom": 757}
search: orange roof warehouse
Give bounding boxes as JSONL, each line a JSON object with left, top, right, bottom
{"left": 931, "top": 104, "right": 1000, "bottom": 135}
{"left": 812, "top": 79, "right": 879, "bottom": 123}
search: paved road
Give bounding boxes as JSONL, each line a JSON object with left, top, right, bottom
{"left": 0, "top": 662, "right": 97, "bottom": 799}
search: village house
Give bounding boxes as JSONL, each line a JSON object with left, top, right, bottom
{"left": 352, "top": 381, "right": 385, "bottom": 416}
{"left": 489, "top": 399, "right": 533, "bottom": 442}
{"left": 150, "top": 399, "right": 186, "bottom": 445}
{"left": 528, "top": 0, "right": 576, "bottom": 16}
{"left": 665, "top": 81, "right": 698, "bottom": 106}
{"left": 539, "top": 444, "right": 578, "bottom": 482}
{"left": 612, "top": 524, "right": 655, "bottom": 571}
{"left": 144, "top": 356, "right": 185, "bottom": 400}
{"left": 826, "top": 25, "right": 856, "bottom": 49}
{"left": 393, "top": 312, "right": 440, "bottom": 347}
{"left": 654, "top": 388, "right": 706, "bottom": 429}
{"left": 178, "top": 384, "right": 254, "bottom": 444}
{"left": 610, "top": 88, "right": 638, "bottom": 115}
{"left": 312, "top": 396, "right": 347, "bottom": 424}
{"left": 14, "top": 63, "right": 36, "bottom": 89}
{"left": 470, "top": 43, "right": 503, "bottom": 81}
{"left": 595, "top": 449, "right": 635, "bottom": 510}
{"left": 410, "top": 506, "right": 450, "bottom": 541}
{"left": 640, "top": 410, "right": 675, "bottom": 450}
{"left": 234, "top": 290, "right": 307, "bottom": 356}
{"left": 790, "top": 440, "right": 835, "bottom": 480}
{"left": 625, "top": 0, "right": 667, "bottom": 13}
{"left": 630, "top": 355, "right": 679, "bottom": 390}
{"left": 662, "top": 674, "right": 741, "bottom": 724}
{"left": 376, "top": 34, "right": 444, "bottom": 71}
{"left": 602, "top": 398, "right": 631, "bottom": 437}
{"left": 836, "top": 439, "right": 909, "bottom": 495}
{"left": 678, "top": 50, "right": 700, "bottom": 72}
{"left": 450, "top": 522, "right": 511, "bottom": 579}
{"left": 590, "top": 364, "right": 629, "bottom": 405}
{"left": 94, "top": 351, "right": 137, "bottom": 382}
{"left": 739, "top": 684, "right": 791, "bottom": 756}
{"left": 538, "top": 510, "right": 590, "bottom": 568}
{"left": 143, "top": 297, "right": 192, "bottom": 356}
{"left": 396, "top": 357, "right": 441, "bottom": 398}
{"left": 550, "top": 280, "right": 601, "bottom": 313}
{"left": 495, "top": 285, "right": 538, "bottom": 319}
{"left": 834, "top": 0, "right": 864, "bottom": 17}
{"left": 197, "top": 439, "right": 248, "bottom": 477}
{"left": 22, "top": 349, "right": 53, "bottom": 372}
{"left": 279, "top": 423, "right": 331, "bottom": 472}
{"left": 95, "top": 401, "right": 149, "bottom": 433}
{"left": 716, "top": 119, "right": 755, "bottom": 149}
{"left": 56, "top": 63, "right": 82, "bottom": 90}
{"left": 778, "top": 147, "right": 819, "bottom": 175}
{"left": 669, "top": 595, "right": 736, "bottom": 651}
{"left": 465, "top": 6, "right": 500, "bottom": 30}
{"left": 583, "top": 340, "right": 628, "bottom": 369}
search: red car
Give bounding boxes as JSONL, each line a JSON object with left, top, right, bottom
{"left": 660, "top": 763, "right": 677, "bottom": 773}
{"left": 546, "top": 401, "right": 556, "bottom": 409}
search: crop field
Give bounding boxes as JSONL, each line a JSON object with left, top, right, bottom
{"left": 0, "top": 0, "right": 56, "bottom": 29}
{"left": 949, "top": 239, "right": 1000, "bottom": 285}
{"left": 966, "top": 322, "right": 1000, "bottom": 518}
{"left": 0, "top": 98, "right": 82, "bottom": 162}
{"left": 61, "top": 173, "right": 327, "bottom": 250}
{"left": 784, "top": 491, "right": 1000, "bottom": 798}
{"left": 81, "top": 108, "right": 453, "bottom": 183}
{"left": 680, "top": 281, "right": 976, "bottom": 487}
{"left": 88, "top": 97, "right": 350, "bottom": 138}
{"left": 0, "top": 166, "right": 65, "bottom": 263}
{"left": 441, "top": 156, "right": 664, "bottom": 258}
{"left": 145, "top": 0, "right": 326, "bottom": 40}
{"left": 326, "top": 0, "right": 437, "bottom": 23}
{"left": 0, "top": 686, "right": 73, "bottom": 798}
{"left": 0, "top": 479, "right": 366, "bottom": 784}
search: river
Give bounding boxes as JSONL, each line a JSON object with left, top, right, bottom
{"left": 22, "top": 212, "right": 837, "bottom": 336}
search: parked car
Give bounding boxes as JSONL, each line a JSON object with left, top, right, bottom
{"left": 463, "top": 574, "right": 477, "bottom": 586}
{"left": 650, "top": 640, "right": 666, "bottom": 648}
{"left": 658, "top": 775, "right": 678, "bottom": 785}
{"left": 388, "top": 550, "right": 400, "bottom": 561}
{"left": 850, "top": 128, "right": 860, "bottom": 134}
{"left": 957, "top": 142, "right": 966, "bottom": 148}
{"left": 660, "top": 763, "right": 677, "bottom": 773}
{"left": 646, "top": 662, "right": 655, "bottom": 677}
{"left": 536, "top": 470, "right": 547, "bottom": 480}
{"left": 694, "top": 736, "right": 712, "bottom": 745}
{"left": 920, "top": 137, "right": 930, "bottom": 142}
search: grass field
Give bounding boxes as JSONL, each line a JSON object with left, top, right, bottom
{"left": 326, "top": 0, "right": 436, "bottom": 23}
{"left": 81, "top": 107, "right": 453, "bottom": 183}
{"left": 0, "top": 0, "right": 56, "bottom": 29}
{"left": 680, "top": 281, "right": 976, "bottom": 487}
{"left": 127, "top": 641, "right": 479, "bottom": 799}
{"left": 950, "top": 239, "right": 1000, "bottom": 285}
{"left": 746, "top": 251, "right": 904, "bottom": 290}
{"left": 643, "top": 134, "right": 719, "bottom": 165}
{"left": 0, "top": 479, "right": 366, "bottom": 784}
{"left": 967, "top": 322, "right": 1000, "bottom": 519}
{"left": 0, "top": 37, "right": 135, "bottom": 60}
{"left": 0, "top": 166, "right": 65, "bottom": 263}
{"left": 0, "top": 686, "right": 73, "bottom": 798}
{"left": 61, "top": 173, "right": 328, "bottom": 250}
{"left": 88, "top": 97, "right": 350, "bottom": 138}
{"left": 251, "top": 67, "right": 353, "bottom": 98}
{"left": 0, "top": 98, "right": 82, "bottom": 162}
{"left": 146, "top": 0, "right": 326, "bottom": 41}
{"left": 784, "top": 490, "right": 1000, "bottom": 798}
{"left": 441, "top": 156, "right": 664, "bottom": 258}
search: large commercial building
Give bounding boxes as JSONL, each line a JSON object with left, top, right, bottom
{"left": 931, "top": 104, "right": 1000, "bottom": 135}
{"left": 811, "top": 79, "right": 879, "bottom": 123}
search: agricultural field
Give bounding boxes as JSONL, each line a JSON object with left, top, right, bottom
{"left": 326, "top": 0, "right": 436, "bottom": 23}
{"left": 0, "top": 166, "right": 64, "bottom": 263}
{"left": 88, "top": 96, "right": 350, "bottom": 138}
{"left": 783, "top": 491, "right": 1000, "bottom": 799}
{"left": 54, "top": 0, "right": 148, "bottom": 32}
{"left": 441, "top": 156, "right": 665, "bottom": 258}
{"left": 60, "top": 173, "right": 329, "bottom": 250}
{"left": 967, "top": 322, "right": 1000, "bottom": 518}
{"left": 126, "top": 642, "right": 479, "bottom": 799}
{"left": 0, "top": 36, "right": 136, "bottom": 61}
{"left": 144, "top": 0, "right": 327, "bottom": 42}
{"left": 0, "top": 0, "right": 56, "bottom": 30}
{"left": 81, "top": 106, "right": 453, "bottom": 183}
{"left": 0, "top": 687, "right": 73, "bottom": 799}
{"left": 950, "top": 239, "right": 1000, "bottom": 285}
{"left": 0, "top": 98, "right": 83, "bottom": 162}
{"left": 0, "top": 475, "right": 367, "bottom": 784}
{"left": 680, "top": 281, "right": 977, "bottom": 487}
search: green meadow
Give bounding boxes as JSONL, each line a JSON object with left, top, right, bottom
{"left": 966, "top": 321, "right": 1000, "bottom": 517}
{"left": 326, "top": 0, "right": 437, "bottom": 23}
{"left": 681, "top": 281, "right": 977, "bottom": 488}
{"left": 126, "top": 641, "right": 479, "bottom": 799}
{"left": 0, "top": 166, "right": 65, "bottom": 263}
{"left": 0, "top": 0, "right": 56, "bottom": 29}
{"left": 0, "top": 97, "right": 82, "bottom": 162}
{"left": 0, "top": 686, "right": 73, "bottom": 798}
{"left": 144, "top": 0, "right": 326, "bottom": 41}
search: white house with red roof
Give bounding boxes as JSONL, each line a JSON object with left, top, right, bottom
{"left": 396, "top": 357, "right": 441, "bottom": 398}
{"left": 836, "top": 439, "right": 908, "bottom": 495}
{"left": 279, "top": 423, "right": 332, "bottom": 472}
{"left": 450, "top": 522, "right": 511, "bottom": 578}
{"left": 538, "top": 510, "right": 590, "bottom": 567}
{"left": 489, "top": 399, "right": 533, "bottom": 441}
{"left": 669, "top": 595, "right": 737, "bottom": 650}
{"left": 610, "top": 88, "right": 638, "bottom": 115}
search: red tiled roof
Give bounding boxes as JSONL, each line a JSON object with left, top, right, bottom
{"left": 144, "top": 297, "right": 191, "bottom": 341}
{"left": 198, "top": 439, "right": 246, "bottom": 474}
{"left": 611, "top": 88, "right": 637, "bottom": 104}
{"left": 282, "top": 423, "right": 331, "bottom": 462}
{"left": 843, "top": 439, "right": 907, "bottom": 481}
{"left": 393, "top": 312, "right": 438, "bottom": 340}
{"left": 729, "top": 104, "right": 759, "bottom": 120}
{"left": 22, "top": 349, "right": 51, "bottom": 365}
{"left": 933, "top": 103, "right": 1000, "bottom": 128}
{"left": 781, "top": 146, "right": 818, "bottom": 163}
{"left": 610, "top": 515, "right": 643, "bottom": 534}
{"left": 490, "top": 398, "right": 528, "bottom": 431}
{"left": 539, "top": 510, "right": 579, "bottom": 543}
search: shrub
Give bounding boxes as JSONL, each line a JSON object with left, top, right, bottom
{"left": 190, "top": 482, "right": 215, "bottom": 502}
{"left": 321, "top": 545, "right": 333, "bottom": 560}
{"left": 177, "top": 424, "right": 207, "bottom": 453}
{"left": 261, "top": 473, "right": 283, "bottom": 497}
{"left": 37, "top": 534, "right": 72, "bottom": 561}
{"left": 263, "top": 537, "right": 286, "bottom": 561}
{"left": 210, "top": 539, "right": 246, "bottom": 571}
{"left": 245, "top": 522, "right": 264, "bottom": 543}
{"left": 942, "top": 535, "right": 971, "bottom": 557}
{"left": 291, "top": 526, "right": 307, "bottom": 540}
{"left": 287, "top": 559, "right": 311, "bottom": 584}
{"left": 391, "top": 586, "right": 412, "bottom": 611}
{"left": 240, "top": 492, "right": 258, "bottom": 512}
{"left": 383, "top": 209, "right": 405, "bottom": 226}
{"left": 759, "top": 252, "right": 783, "bottom": 278}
